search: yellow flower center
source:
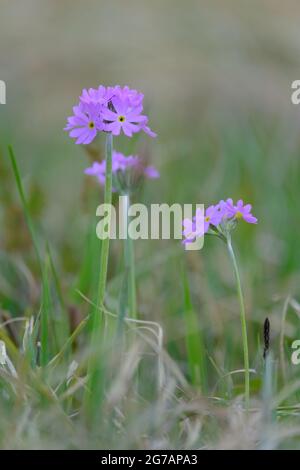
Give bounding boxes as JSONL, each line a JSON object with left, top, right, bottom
{"left": 235, "top": 211, "right": 243, "bottom": 219}
{"left": 118, "top": 115, "right": 126, "bottom": 123}
{"left": 88, "top": 121, "right": 95, "bottom": 129}
{"left": 205, "top": 216, "right": 210, "bottom": 222}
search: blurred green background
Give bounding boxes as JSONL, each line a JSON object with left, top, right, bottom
{"left": 1, "top": 0, "right": 300, "bottom": 377}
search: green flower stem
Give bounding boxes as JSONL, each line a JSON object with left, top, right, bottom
{"left": 97, "top": 132, "right": 113, "bottom": 309}
{"left": 226, "top": 234, "right": 250, "bottom": 412}
{"left": 85, "top": 133, "right": 113, "bottom": 421}
{"left": 117, "top": 194, "right": 137, "bottom": 337}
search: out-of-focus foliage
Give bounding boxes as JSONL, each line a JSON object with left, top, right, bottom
{"left": 0, "top": 0, "right": 300, "bottom": 449}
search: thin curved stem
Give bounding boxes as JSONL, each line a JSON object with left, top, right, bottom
{"left": 226, "top": 235, "right": 250, "bottom": 412}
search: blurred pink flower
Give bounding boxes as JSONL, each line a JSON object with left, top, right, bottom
{"left": 84, "top": 151, "right": 159, "bottom": 191}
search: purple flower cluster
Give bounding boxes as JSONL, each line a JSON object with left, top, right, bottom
{"left": 85, "top": 151, "right": 159, "bottom": 190}
{"left": 65, "top": 85, "right": 156, "bottom": 144}
{"left": 183, "top": 198, "right": 257, "bottom": 244}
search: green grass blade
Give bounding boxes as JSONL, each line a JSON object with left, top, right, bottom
{"left": 40, "top": 255, "right": 51, "bottom": 367}
{"left": 8, "top": 145, "right": 53, "bottom": 366}
{"left": 8, "top": 145, "right": 42, "bottom": 268}
{"left": 46, "top": 243, "right": 70, "bottom": 351}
